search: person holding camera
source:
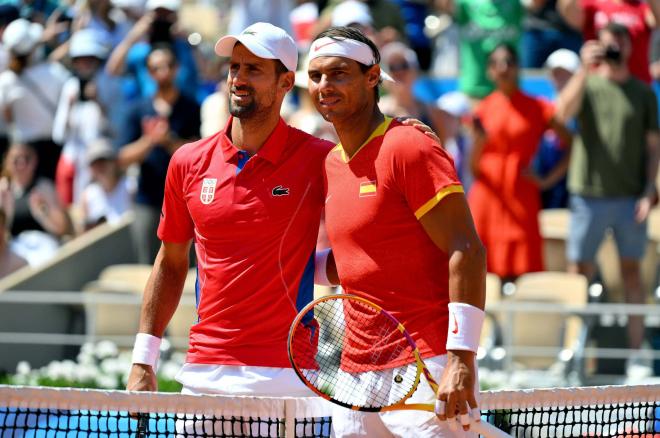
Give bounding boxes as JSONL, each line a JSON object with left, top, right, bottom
{"left": 556, "top": 22, "right": 660, "bottom": 369}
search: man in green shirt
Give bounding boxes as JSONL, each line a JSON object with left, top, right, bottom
{"left": 438, "top": 0, "right": 524, "bottom": 99}
{"left": 556, "top": 23, "right": 660, "bottom": 362}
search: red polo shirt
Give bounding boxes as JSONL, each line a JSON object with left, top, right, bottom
{"left": 324, "top": 117, "right": 463, "bottom": 367}
{"left": 158, "top": 117, "right": 333, "bottom": 367}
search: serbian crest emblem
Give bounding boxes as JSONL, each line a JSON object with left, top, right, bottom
{"left": 200, "top": 178, "right": 217, "bottom": 205}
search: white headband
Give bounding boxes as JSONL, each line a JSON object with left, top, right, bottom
{"left": 308, "top": 37, "right": 394, "bottom": 82}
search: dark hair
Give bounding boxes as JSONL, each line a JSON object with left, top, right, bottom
{"left": 488, "top": 42, "right": 519, "bottom": 65}
{"left": 8, "top": 54, "right": 29, "bottom": 75}
{"left": 599, "top": 22, "right": 631, "bottom": 40}
{"left": 274, "top": 59, "right": 288, "bottom": 76}
{"left": 312, "top": 26, "right": 381, "bottom": 102}
{"left": 147, "top": 43, "right": 178, "bottom": 66}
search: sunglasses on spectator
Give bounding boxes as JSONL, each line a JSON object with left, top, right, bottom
{"left": 388, "top": 61, "right": 410, "bottom": 72}
{"left": 488, "top": 57, "right": 517, "bottom": 68}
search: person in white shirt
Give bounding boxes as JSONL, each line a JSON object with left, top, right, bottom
{"left": 80, "top": 137, "right": 132, "bottom": 231}
{"left": 0, "top": 18, "right": 69, "bottom": 181}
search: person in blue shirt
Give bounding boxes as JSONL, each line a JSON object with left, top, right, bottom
{"left": 104, "top": 0, "right": 199, "bottom": 102}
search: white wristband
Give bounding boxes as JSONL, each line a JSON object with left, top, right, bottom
{"left": 314, "top": 248, "right": 335, "bottom": 286}
{"left": 446, "top": 302, "right": 485, "bottom": 353}
{"left": 131, "top": 333, "right": 162, "bottom": 369}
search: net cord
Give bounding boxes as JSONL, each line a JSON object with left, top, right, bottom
{"left": 479, "top": 384, "right": 660, "bottom": 410}
{"left": 0, "top": 385, "right": 332, "bottom": 421}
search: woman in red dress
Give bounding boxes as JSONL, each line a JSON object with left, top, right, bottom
{"left": 468, "top": 43, "right": 571, "bottom": 281}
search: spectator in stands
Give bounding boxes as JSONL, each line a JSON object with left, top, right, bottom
{"left": 53, "top": 28, "right": 122, "bottom": 206}
{"left": 0, "top": 18, "right": 70, "bottom": 181}
{"left": 116, "top": 45, "right": 200, "bottom": 264}
{"left": 80, "top": 137, "right": 132, "bottom": 231}
{"left": 75, "top": 0, "right": 132, "bottom": 49}
{"left": 533, "top": 48, "right": 580, "bottom": 209}
{"left": 555, "top": 23, "right": 660, "bottom": 362}
{"left": 391, "top": 0, "right": 434, "bottom": 70}
{"left": 378, "top": 41, "right": 433, "bottom": 127}
{"left": 0, "top": 206, "right": 27, "bottom": 278}
{"left": 200, "top": 61, "right": 229, "bottom": 138}
{"left": 558, "top": 0, "right": 660, "bottom": 83}
{"left": 0, "top": 5, "right": 19, "bottom": 161}
{"left": 105, "top": 0, "right": 199, "bottom": 101}
{"left": 0, "top": 141, "right": 72, "bottom": 265}
{"left": 431, "top": 90, "right": 473, "bottom": 192}
{"left": 228, "top": 0, "right": 294, "bottom": 36}
{"left": 436, "top": 0, "right": 525, "bottom": 99}
{"left": 468, "top": 43, "right": 571, "bottom": 282}
{"left": 522, "top": 0, "right": 582, "bottom": 68}
{"left": 319, "top": 0, "right": 405, "bottom": 46}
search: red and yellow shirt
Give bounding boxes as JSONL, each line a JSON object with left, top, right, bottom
{"left": 158, "top": 117, "right": 333, "bottom": 367}
{"left": 323, "top": 117, "right": 463, "bottom": 364}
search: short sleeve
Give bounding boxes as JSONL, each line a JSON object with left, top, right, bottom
{"left": 157, "top": 149, "right": 194, "bottom": 242}
{"left": 389, "top": 127, "right": 463, "bottom": 220}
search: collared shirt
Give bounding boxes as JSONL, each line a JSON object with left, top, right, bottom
{"left": 323, "top": 117, "right": 463, "bottom": 364}
{"left": 158, "top": 116, "right": 333, "bottom": 367}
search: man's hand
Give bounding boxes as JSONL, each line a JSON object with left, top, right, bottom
{"left": 436, "top": 350, "right": 478, "bottom": 431}
{"left": 580, "top": 40, "right": 604, "bottom": 68}
{"left": 127, "top": 363, "right": 158, "bottom": 392}
{"left": 635, "top": 188, "right": 658, "bottom": 223}
{"left": 398, "top": 117, "right": 442, "bottom": 143}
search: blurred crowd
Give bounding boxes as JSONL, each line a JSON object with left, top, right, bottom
{"left": 0, "top": 0, "right": 659, "bottom": 328}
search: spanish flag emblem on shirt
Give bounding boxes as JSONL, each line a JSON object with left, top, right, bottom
{"left": 359, "top": 181, "right": 377, "bottom": 197}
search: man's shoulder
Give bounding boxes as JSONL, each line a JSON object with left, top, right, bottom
{"left": 382, "top": 120, "right": 435, "bottom": 153}
{"left": 288, "top": 125, "right": 335, "bottom": 155}
{"left": 171, "top": 133, "right": 220, "bottom": 168}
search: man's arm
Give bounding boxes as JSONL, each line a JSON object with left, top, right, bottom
{"left": 557, "top": 0, "right": 584, "bottom": 31}
{"left": 647, "top": 0, "right": 660, "bottom": 28}
{"left": 126, "top": 240, "right": 191, "bottom": 392}
{"left": 555, "top": 40, "right": 602, "bottom": 123}
{"left": 106, "top": 13, "right": 153, "bottom": 76}
{"left": 636, "top": 130, "right": 660, "bottom": 222}
{"left": 419, "top": 192, "right": 486, "bottom": 429}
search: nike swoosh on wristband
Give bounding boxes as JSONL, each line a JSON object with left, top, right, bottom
{"left": 452, "top": 313, "right": 459, "bottom": 334}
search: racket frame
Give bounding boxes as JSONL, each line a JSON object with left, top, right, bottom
{"left": 287, "top": 293, "right": 439, "bottom": 413}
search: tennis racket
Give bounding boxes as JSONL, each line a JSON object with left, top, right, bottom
{"left": 287, "top": 293, "right": 510, "bottom": 437}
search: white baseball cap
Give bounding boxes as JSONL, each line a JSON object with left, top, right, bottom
{"left": 87, "top": 138, "right": 117, "bottom": 164}
{"left": 69, "top": 29, "right": 109, "bottom": 59}
{"left": 436, "top": 91, "right": 470, "bottom": 118}
{"left": 332, "top": 0, "right": 372, "bottom": 27}
{"left": 214, "top": 22, "right": 298, "bottom": 72}
{"left": 545, "top": 49, "right": 580, "bottom": 74}
{"left": 145, "top": 0, "right": 180, "bottom": 11}
{"left": 3, "top": 18, "right": 43, "bottom": 56}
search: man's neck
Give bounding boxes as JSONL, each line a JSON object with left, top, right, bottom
{"left": 335, "top": 105, "right": 384, "bottom": 159}
{"left": 230, "top": 112, "right": 281, "bottom": 156}
{"left": 156, "top": 85, "right": 179, "bottom": 104}
{"left": 600, "top": 63, "right": 630, "bottom": 83}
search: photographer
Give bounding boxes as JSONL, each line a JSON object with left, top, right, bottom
{"left": 104, "top": 0, "right": 198, "bottom": 102}
{"left": 556, "top": 22, "right": 660, "bottom": 375}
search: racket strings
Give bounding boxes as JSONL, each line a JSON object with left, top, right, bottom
{"left": 291, "top": 297, "right": 421, "bottom": 409}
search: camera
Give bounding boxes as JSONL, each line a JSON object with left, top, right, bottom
{"left": 604, "top": 45, "right": 622, "bottom": 62}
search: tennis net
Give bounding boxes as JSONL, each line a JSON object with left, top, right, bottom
{"left": 0, "top": 384, "right": 658, "bottom": 437}
{"left": 480, "top": 384, "right": 660, "bottom": 437}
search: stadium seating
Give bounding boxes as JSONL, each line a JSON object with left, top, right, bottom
{"left": 505, "top": 272, "right": 589, "bottom": 377}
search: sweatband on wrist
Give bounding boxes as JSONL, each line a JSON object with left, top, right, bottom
{"left": 314, "top": 248, "right": 334, "bottom": 286}
{"left": 446, "top": 302, "right": 485, "bottom": 353}
{"left": 131, "top": 333, "right": 162, "bottom": 369}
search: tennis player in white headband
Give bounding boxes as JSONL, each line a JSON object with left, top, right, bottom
{"left": 306, "top": 26, "right": 486, "bottom": 438}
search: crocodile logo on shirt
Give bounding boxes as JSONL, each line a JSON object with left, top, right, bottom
{"left": 272, "top": 185, "right": 290, "bottom": 196}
